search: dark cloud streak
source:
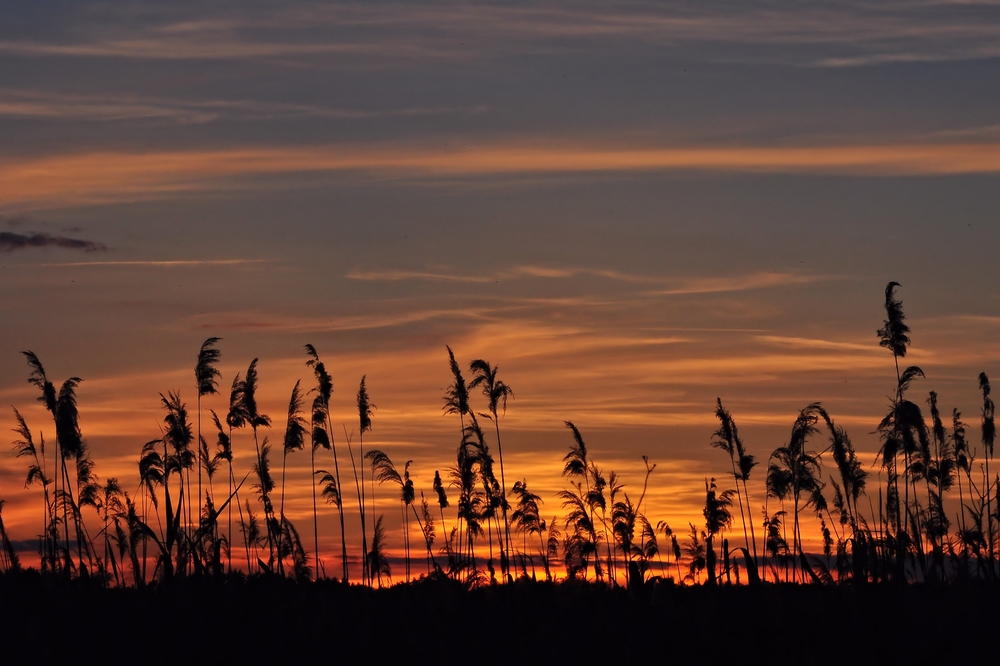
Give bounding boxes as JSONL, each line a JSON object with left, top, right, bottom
{"left": 0, "top": 231, "right": 105, "bottom": 252}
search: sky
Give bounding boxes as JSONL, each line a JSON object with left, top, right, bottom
{"left": 1, "top": 0, "right": 999, "bottom": 578}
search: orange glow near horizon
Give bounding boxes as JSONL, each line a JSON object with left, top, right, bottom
{"left": 2, "top": 296, "right": 998, "bottom": 582}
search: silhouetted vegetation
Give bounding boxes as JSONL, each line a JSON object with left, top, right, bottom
{"left": 3, "top": 282, "right": 1000, "bottom": 606}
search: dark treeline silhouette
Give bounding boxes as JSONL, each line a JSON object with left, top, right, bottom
{"left": 2, "top": 282, "right": 1000, "bottom": 590}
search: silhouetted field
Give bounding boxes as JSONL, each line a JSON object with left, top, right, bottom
{"left": 0, "top": 282, "right": 1000, "bottom": 600}
{"left": 0, "top": 572, "right": 993, "bottom": 662}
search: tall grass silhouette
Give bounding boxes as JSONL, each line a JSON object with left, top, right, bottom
{"left": 4, "top": 281, "right": 1000, "bottom": 589}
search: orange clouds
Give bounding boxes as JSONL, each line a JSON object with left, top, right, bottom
{"left": 1, "top": 287, "right": 997, "bottom": 574}
{"left": 4, "top": 142, "right": 1000, "bottom": 209}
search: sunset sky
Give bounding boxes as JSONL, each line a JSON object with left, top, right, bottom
{"left": 1, "top": 1, "right": 999, "bottom": 576}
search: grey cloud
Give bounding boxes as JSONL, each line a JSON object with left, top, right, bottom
{"left": 0, "top": 231, "right": 106, "bottom": 252}
{"left": 10, "top": 539, "right": 39, "bottom": 553}
{"left": 1, "top": 1, "right": 998, "bottom": 67}
{"left": 1, "top": 215, "right": 33, "bottom": 227}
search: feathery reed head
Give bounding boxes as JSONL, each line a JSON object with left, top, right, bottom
{"left": 242, "top": 359, "right": 271, "bottom": 429}
{"left": 443, "top": 345, "right": 470, "bottom": 417}
{"left": 22, "top": 351, "right": 57, "bottom": 412}
{"left": 878, "top": 281, "right": 910, "bottom": 358}
{"left": 470, "top": 359, "right": 514, "bottom": 415}
{"left": 357, "top": 376, "right": 375, "bottom": 433}
{"left": 195, "top": 337, "right": 223, "bottom": 397}
{"left": 283, "top": 380, "right": 307, "bottom": 455}
{"left": 305, "top": 344, "right": 334, "bottom": 405}
{"left": 433, "top": 470, "right": 449, "bottom": 509}
{"left": 562, "top": 421, "right": 588, "bottom": 478}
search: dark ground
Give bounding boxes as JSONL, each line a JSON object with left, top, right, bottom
{"left": 0, "top": 573, "right": 993, "bottom": 663}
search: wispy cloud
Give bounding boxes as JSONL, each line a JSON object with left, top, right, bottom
{"left": 189, "top": 306, "right": 488, "bottom": 334}
{"left": 345, "top": 265, "right": 662, "bottom": 283}
{"left": 0, "top": 231, "right": 105, "bottom": 252}
{"left": 0, "top": 89, "right": 488, "bottom": 124}
{"left": 0, "top": 38, "right": 379, "bottom": 61}
{"left": 755, "top": 335, "right": 878, "bottom": 352}
{"left": 1, "top": 2, "right": 997, "bottom": 67}
{"left": 955, "top": 315, "right": 1000, "bottom": 325}
{"left": 814, "top": 45, "right": 1000, "bottom": 67}
{"left": 346, "top": 266, "right": 836, "bottom": 296}
{"left": 4, "top": 142, "right": 1000, "bottom": 209}
{"left": 345, "top": 268, "right": 496, "bottom": 283}
{"left": 645, "top": 272, "right": 836, "bottom": 296}
{"left": 0, "top": 90, "right": 216, "bottom": 124}
{"left": 30, "top": 259, "right": 269, "bottom": 267}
